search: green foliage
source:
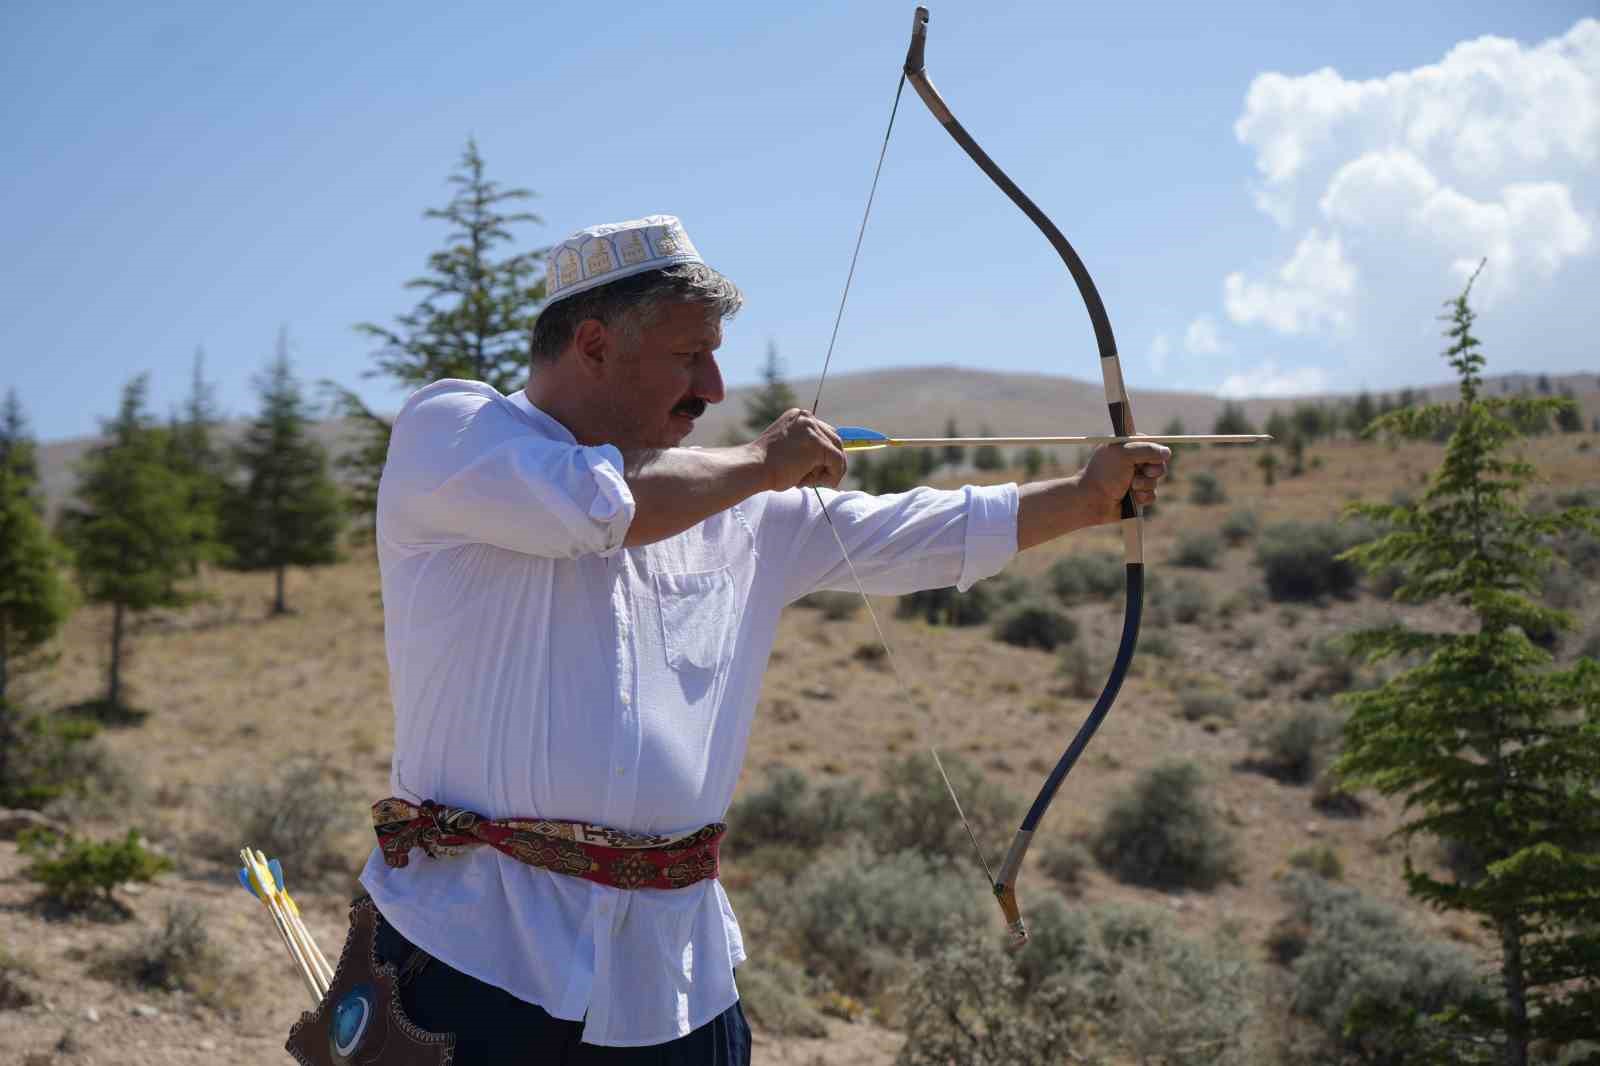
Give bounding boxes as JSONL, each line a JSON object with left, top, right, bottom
{"left": 0, "top": 700, "right": 105, "bottom": 810}
{"left": 972, "top": 424, "right": 1005, "bottom": 471}
{"left": 1038, "top": 840, "right": 1092, "bottom": 891}
{"left": 1048, "top": 552, "right": 1124, "bottom": 603}
{"left": 793, "top": 589, "right": 861, "bottom": 620}
{"left": 1255, "top": 520, "right": 1367, "bottom": 602}
{"left": 1019, "top": 446, "right": 1045, "bottom": 479}
{"left": 1213, "top": 402, "right": 1257, "bottom": 436}
{"left": 220, "top": 338, "right": 345, "bottom": 612}
{"left": 1092, "top": 761, "right": 1240, "bottom": 891}
{"left": 20, "top": 828, "right": 171, "bottom": 912}
{"left": 163, "top": 349, "right": 229, "bottom": 572}
{"left": 941, "top": 415, "right": 964, "bottom": 468}
{"left": 112, "top": 901, "right": 227, "bottom": 999}
{"left": 993, "top": 602, "right": 1077, "bottom": 651}
{"left": 220, "top": 759, "right": 357, "bottom": 885}
{"left": 734, "top": 954, "right": 828, "bottom": 1038}
{"left": 1221, "top": 507, "right": 1259, "bottom": 545}
{"left": 0, "top": 460, "right": 72, "bottom": 701}
{"left": 895, "top": 582, "right": 994, "bottom": 626}
{"left": 1171, "top": 531, "right": 1221, "bottom": 569}
{"left": 727, "top": 768, "right": 866, "bottom": 852}
{"left": 1150, "top": 574, "right": 1214, "bottom": 626}
{"left": 1, "top": 387, "right": 43, "bottom": 513}
{"left": 57, "top": 376, "right": 208, "bottom": 709}
{"left": 1276, "top": 872, "right": 1492, "bottom": 1065}
{"left": 863, "top": 753, "right": 1020, "bottom": 862}
{"left": 1248, "top": 704, "right": 1338, "bottom": 784}
{"left": 1177, "top": 686, "right": 1237, "bottom": 724}
{"left": 320, "top": 387, "right": 390, "bottom": 542}
{"left": 1335, "top": 270, "right": 1600, "bottom": 1057}
{"left": 1287, "top": 845, "right": 1343, "bottom": 880}
{"left": 856, "top": 448, "right": 923, "bottom": 494}
{"left": 743, "top": 340, "right": 799, "bottom": 435}
{"left": 355, "top": 139, "right": 544, "bottom": 393}
{"left": 1188, "top": 470, "right": 1227, "bottom": 505}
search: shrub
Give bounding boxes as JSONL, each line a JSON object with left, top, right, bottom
{"left": 1288, "top": 845, "right": 1343, "bottom": 880}
{"left": 1038, "top": 841, "right": 1092, "bottom": 891}
{"left": 1178, "top": 687, "right": 1238, "bottom": 724}
{"left": 219, "top": 758, "right": 357, "bottom": 885}
{"left": 0, "top": 700, "right": 106, "bottom": 810}
{"left": 993, "top": 602, "right": 1078, "bottom": 651}
{"left": 1311, "top": 768, "right": 1367, "bottom": 818}
{"left": 734, "top": 954, "right": 828, "bottom": 1038}
{"left": 107, "top": 901, "right": 232, "bottom": 1004}
{"left": 1264, "top": 653, "right": 1302, "bottom": 685}
{"left": 1161, "top": 576, "right": 1214, "bottom": 626}
{"left": 1247, "top": 704, "right": 1338, "bottom": 784}
{"left": 1255, "top": 521, "right": 1368, "bottom": 602}
{"left": 20, "top": 828, "right": 171, "bottom": 913}
{"left": 0, "top": 950, "right": 36, "bottom": 1010}
{"left": 863, "top": 753, "right": 1019, "bottom": 861}
{"left": 1188, "top": 471, "right": 1227, "bottom": 506}
{"left": 1056, "top": 642, "right": 1098, "bottom": 699}
{"left": 1171, "top": 532, "right": 1221, "bottom": 569}
{"left": 895, "top": 583, "right": 993, "bottom": 626}
{"left": 1221, "top": 508, "right": 1259, "bottom": 546}
{"left": 1047, "top": 552, "right": 1124, "bottom": 603}
{"left": 728, "top": 768, "right": 865, "bottom": 853}
{"left": 794, "top": 590, "right": 861, "bottom": 620}
{"left": 1277, "top": 872, "right": 1494, "bottom": 1064}
{"left": 1091, "top": 762, "right": 1240, "bottom": 891}
{"left": 776, "top": 843, "right": 984, "bottom": 999}
{"left": 1299, "top": 637, "right": 1358, "bottom": 698}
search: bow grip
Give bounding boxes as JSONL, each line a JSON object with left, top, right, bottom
{"left": 905, "top": 7, "right": 930, "bottom": 76}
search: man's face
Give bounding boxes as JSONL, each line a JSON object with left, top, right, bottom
{"left": 608, "top": 300, "right": 726, "bottom": 449}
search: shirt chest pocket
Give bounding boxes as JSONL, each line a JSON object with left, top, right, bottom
{"left": 652, "top": 566, "right": 736, "bottom": 674}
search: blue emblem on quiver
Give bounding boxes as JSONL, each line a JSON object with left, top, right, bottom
{"left": 330, "top": 982, "right": 374, "bottom": 1062}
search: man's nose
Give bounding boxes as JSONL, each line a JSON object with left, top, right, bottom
{"left": 696, "top": 354, "right": 726, "bottom": 404}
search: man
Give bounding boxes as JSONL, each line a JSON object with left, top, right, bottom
{"left": 356, "top": 215, "right": 1167, "bottom": 1063}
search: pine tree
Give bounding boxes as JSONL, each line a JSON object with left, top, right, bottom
{"left": 1336, "top": 269, "right": 1600, "bottom": 1063}
{"left": 0, "top": 460, "right": 72, "bottom": 701}
{"left": 940, "top": 417, "right": 965, "bottom": 468}
{"left": 330, "top": 139, "right": 546, "bottom": 534}
{"left": 743, "top": 340, "right": 799, "bottom": 435}
{"left": 222, "top": 333, "right": 345, "bottom": 614}
{"left": 1213, "top": 402, "right": 1257, "bottom": 436}
{"left": 57, "top": 377, "right": 206, "bottom": 711}
{"left": 355, "top": 138, "right": 545, "bottom": 393}
{"left": 1, "top": 388, "right": 42, "bottom": 514}
{"left": 973, "top": 424, "right": 1004, "bottom": 472}
{"left": 164, "top": 348, "right": 227, "bottom": 572}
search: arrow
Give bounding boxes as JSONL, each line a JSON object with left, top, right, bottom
{"left": 237, "top": 847, "right": 332, "bottom": 1004}
{"left": 837, "top": 426, "right": 1271, "bottom": 452}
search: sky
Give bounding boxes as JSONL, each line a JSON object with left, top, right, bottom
{"left": 3, "top": 1, "right": 1596, "bottom": 443}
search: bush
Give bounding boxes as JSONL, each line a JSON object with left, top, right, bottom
{"left": 734, "top": 954, "right": 828, "bottom": 1038}
{"left": 1263, "top": 653, "right": 1302, "bottom": 685}
{"left": 1056, "top": 642, "right": 1098, "bottom": 699}
{"left": 896, "top": 583, "right": 993, "bottom": 627}
{"left": 1091, "top": 762, "right": 1240, "bottom": 891}
{"left": 794, "top": 590, "right": 861, "bottom": 620}
{"left": 1287, "top": 845, "right": 1343, "bottom": 880}
{"left": 1188, "top": 471, "right": 1227, "bottom": 506}
{"left": 728, "top": 768, "right": 865, "bottom": 853}
{"left": 1311, "top": 768, "right": 1367, "bottom": 818}
{"left": 1178, "top": 687, "right": 1238, "bottom": 724}
{"left": 1171, "top": 532, "right": 1221, "bottom": 569}
{"left": 20, "top": 828, "right": 171, "bottom": 913}
{"left": 0, "top": 950, "right": 36, "bottom": 1011}
{"left": 106, "top": 901, "right": 232, "bottom": 1004}
{"left": 1038, "top": 840, "right": 1092, "bottom": 891}
{"left": 0, "top": 700, "right": 107, "bottom": 810}
{"left": 219, "top": 758, "right": 357, "bottom": 885}
{"left": 1158, "top": 576, "right": 1214, "bottom": 626}
{"left": 1255, "top": 521, "right": 1368, "bottom": 602}
{"left": 1221, "top": 508, "right": 1259, "bottom": 546}
{"left": 1299, "top": 637, "right": 1358, "bottom": 698}
{"left": 863, "top": 753, "right": 1020, "bottom": 862}
{"left": 1047, "top": 552, "right": 1124, "bottom": 603}
{"left": 1277, "top": 872, "right": 1494, "bottom": 1064}
{"left": 993, "top": 602, "right": 1078, "bottom": 651}
{"left": 776, "top": 843, "right": 984, "bottom": 999}
{"left": 1247, "top": 704, "right": 1338, "bottom": 784}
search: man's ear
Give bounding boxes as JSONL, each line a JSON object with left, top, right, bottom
{"left": 570, "top": 318, "right": 610, "bottom": 377}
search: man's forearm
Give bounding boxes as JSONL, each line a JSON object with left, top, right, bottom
{"left": 1015, "top": 475, "right": 1117, "bottom": 551}
{"left": 620, "top": 444, "right": 771, "bottom": 547}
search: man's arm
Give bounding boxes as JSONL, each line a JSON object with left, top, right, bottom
{"left": 1016, "top": 442, "right": 1170, "bottom": 551}
{"left": 620, "top": 409, "right": 846, "bottom": 548}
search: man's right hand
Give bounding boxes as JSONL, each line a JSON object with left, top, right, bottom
{"left": 753, "top": 409, "right": 847, "bottom": 492}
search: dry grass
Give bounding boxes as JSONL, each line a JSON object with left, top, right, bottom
{"left": 1, "top": 428, "right": 1596, "bottom": 1063}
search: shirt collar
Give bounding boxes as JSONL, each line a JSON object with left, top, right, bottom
{"left": 506, "top": 388, "right": 578, "bottom": 445}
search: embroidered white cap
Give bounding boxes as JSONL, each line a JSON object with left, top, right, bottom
{"left": 545, "top": 214, "right": 704, "bottom": 305}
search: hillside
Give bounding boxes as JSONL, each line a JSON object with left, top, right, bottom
{"left": 3, "top": 397, "right": 1598, "bottom": 1063}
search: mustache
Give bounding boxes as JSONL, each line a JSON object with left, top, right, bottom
{"left": 672, "top": 397, "right": 707, "bottom": 419}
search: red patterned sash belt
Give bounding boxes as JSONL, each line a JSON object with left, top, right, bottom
{"left": 371, "top": 798, "right": 724, "bottom": 891}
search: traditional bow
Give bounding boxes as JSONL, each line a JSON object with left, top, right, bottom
{"left": 810, "top": 7, "right": 1144, "bottom": 946}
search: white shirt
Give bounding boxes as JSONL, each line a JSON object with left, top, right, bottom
{"left": 360, "top": 379, "right": 1018, "bottom": 1046}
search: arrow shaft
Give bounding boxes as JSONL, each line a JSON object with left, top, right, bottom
{"left": 843, "top": 433, "right": 1269, "bottom": 451}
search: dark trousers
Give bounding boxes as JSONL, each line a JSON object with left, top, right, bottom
{"left": 372, "top": 908, "right": 752, "bottom": 1066}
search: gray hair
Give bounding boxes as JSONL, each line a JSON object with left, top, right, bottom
{"left": 530, "top": 262, "right": 743, "bottom": 364}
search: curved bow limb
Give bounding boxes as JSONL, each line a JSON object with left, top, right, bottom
{"left": 904, "top": 6, "right": 1145, "bottom": 948}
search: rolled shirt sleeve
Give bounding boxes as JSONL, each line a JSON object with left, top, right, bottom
{"left": 377, "top": 381, "right": 635, "bottom": 559}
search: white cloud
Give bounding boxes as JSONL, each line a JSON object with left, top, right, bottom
{"left": 1148, "top": 332, "right": 1172, "bottom": 374}
{"left": 1216, "top": 361, "right": 1331, "bottom": 398}
{"left": 1224, "top": 229, "right": 1357, "bottom": 334}
{"left": 1221, "top": 19, "right": 1599, "bottom": 350}
{"left": 1184, "top": 315, "right": 1224, "bottom": 354}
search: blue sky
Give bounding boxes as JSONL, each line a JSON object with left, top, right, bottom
{"left": 4, "top": 1, "right": 1596, "bottom": 443}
